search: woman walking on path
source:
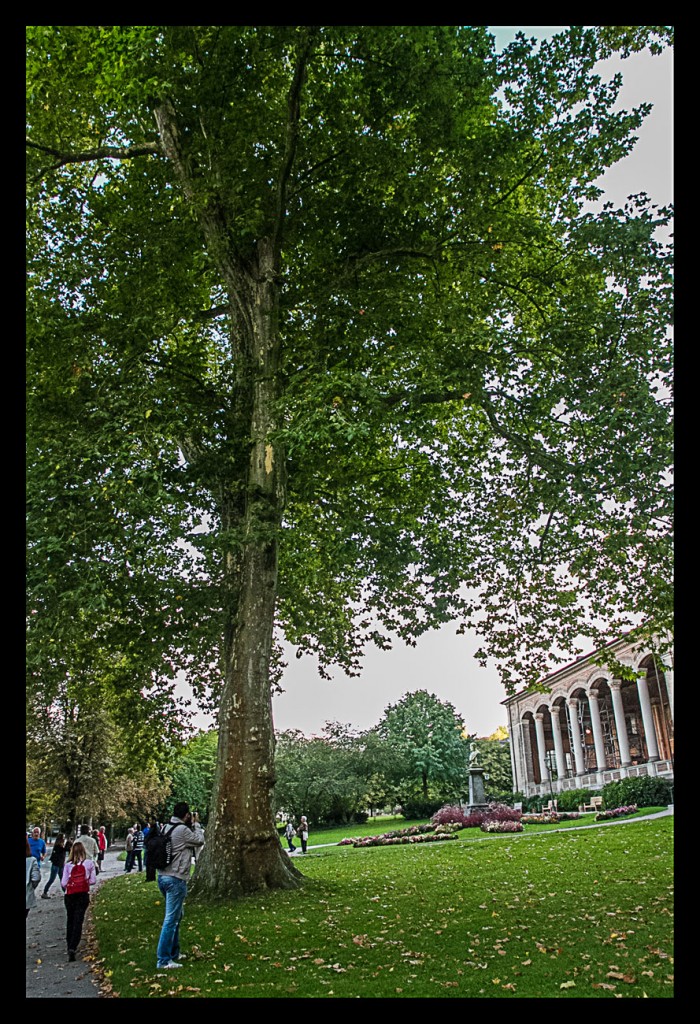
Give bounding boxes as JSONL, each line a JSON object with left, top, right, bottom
{"left": 61, "top": 840, "right": 97, "bottom": 962}
{"left": 42, "top": 833, "right": 66, "bottom": 899}
{"left": 299, "top": 816, "right": 309, "bottom": 854}
{"left": 26, "top": 837, "right": 41, "bottom": 918}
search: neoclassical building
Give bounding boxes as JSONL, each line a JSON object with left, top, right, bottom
{"left": 502, "top": 633, "right": 674, "bottom": 798}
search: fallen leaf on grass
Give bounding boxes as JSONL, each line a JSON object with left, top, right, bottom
{"left": 560, "top": 981, "right": 576, "bottom": 989}
{"left": 592, "top": 983, "right": 616, "bottom": 991}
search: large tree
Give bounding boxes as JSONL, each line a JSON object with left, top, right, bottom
{"left": 376, "top": 690, "right": 469, "bottom": 803}
{"left": 26, "top": 26, "right": 673, "bottom": 897}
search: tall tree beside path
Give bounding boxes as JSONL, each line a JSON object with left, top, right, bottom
{"left": 26, "top": 26, "right": 673, "bottom": 898}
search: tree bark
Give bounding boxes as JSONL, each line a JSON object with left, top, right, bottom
{"left": 191, "top": 239, "right": 303, "bottom": 897}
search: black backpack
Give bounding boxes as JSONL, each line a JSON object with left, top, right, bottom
{"left": 145, "top": 824, "right": 177, "bottom": 872}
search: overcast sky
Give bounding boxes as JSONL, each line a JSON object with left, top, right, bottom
{"left": 198, "top": 27, "right": 673, "bottom": 740}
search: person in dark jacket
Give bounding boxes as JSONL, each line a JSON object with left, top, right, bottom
{"left": 132, "top": 823, "right": 145, "bottom": 871}
{"left": 41, "top": 833, "right": 66, "bottom": 899}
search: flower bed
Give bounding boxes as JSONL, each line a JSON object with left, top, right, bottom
{"left": 480, "top": 819, "right": 523, "bottom": 833}
{"left": 338, "top": 824, "right": 437, "bottom": 847}
{"left": 595, "top": 804, "right": 637, "bottom": 820}
{"left": 520, "top": 811, "right": 582, "bottom": 825}
{"left": 350, "top": 832, "right": 459, "bottom": 848}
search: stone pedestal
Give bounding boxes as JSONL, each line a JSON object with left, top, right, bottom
{"left": 466, "top": 767, "right": 489, "bottom": 814}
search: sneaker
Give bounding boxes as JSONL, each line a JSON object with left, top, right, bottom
{"left": 68, "top": 951, "right": 76, "bottom": 962}
{"left": 159, "top": 961, "right": 183, "bottom": 970}
{"left": 175, "top": 954, "right": 187, "bottom": 961}
{"left": 41, "top": 893, "right": 51, "bottom": 900}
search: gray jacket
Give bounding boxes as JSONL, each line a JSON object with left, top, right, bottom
{"left": 158, "top": 817, "right": 205, "bottom": 881}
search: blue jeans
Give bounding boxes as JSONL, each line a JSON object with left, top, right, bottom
{"left": 43, "top": 863, "right": 61, "bottom": 895}
{"left": 156, "top": 875, "right": 188, "bottom": 967}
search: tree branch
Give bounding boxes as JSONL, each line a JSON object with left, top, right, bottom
{"left": 272, "top": 27, "right": 320, "bottom": 261}
{"left": 26, "top": 138, "right": 161, "bottom": 182}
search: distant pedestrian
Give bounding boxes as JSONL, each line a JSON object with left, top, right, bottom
{"left": 284, "top": 820, "right": 296, "bottom": 853}
{"left": 27, "top": 826, "right": 47, "bottom": 865}
{"left": 154, "top": 802, "right": 205, "bottom": 970}
{"left": 97, "top": 825, "right": 107, "bottom": 869}
{"left": 299, "top": 816, "right": 309, "bottom": 854}
{"left": 42, "top": 833, "right": 66, "bottom": 899}
{"left": 61, "top": 840, "right": 97, "bottom": 962}
{"left": 124, "top": 827, "right": 135, "bottom": 872}
{"left": 76, "top": 826, "right": 100, "bottom": 870}
{"left": 26, "top": 837, "right": 41, "bottom": 918}
{"left": 144, "top": 821, "right": 161, "bottom": 881}
{"left": 132, "top": 823, "right": 145, "bottom": 871}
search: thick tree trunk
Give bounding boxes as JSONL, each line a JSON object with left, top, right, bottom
{"left": 191, "top": 239, "right": 303, "bottom": 898}
{"left": 155, "top": 94, "right": 308, "bottom": 898}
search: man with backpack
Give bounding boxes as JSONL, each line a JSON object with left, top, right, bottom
{"left": 151, "top": 801, "right": 205, "bottom": 970}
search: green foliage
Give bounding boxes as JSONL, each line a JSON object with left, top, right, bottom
{"left": 555, "top": 788, "right": 595, "bottom": 812}
{"left": 473, "top": 737, "right": 513, "bottom": 799}
{"left": 399, "top": 797, "right": 445, "bottom": 821}
{"left": 168, "top": 730, "right": 219, "bottom": 824}
{"left": 602, "top": 775, "right": 672, "bottom": 810}
{"left": 27, "top": 25, "right": 673, "bottom": 702}
{"left": 274, "top": 723, "right": 373, "bottom": 826}
{"left": 376, "top": 690, "right": 469, "bottom": 802}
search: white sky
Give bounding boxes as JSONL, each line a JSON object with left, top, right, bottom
{"left": 197, "top": 27, "right": 673, "bottom": 739}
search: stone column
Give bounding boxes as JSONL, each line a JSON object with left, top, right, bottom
{"left": 636, "top": 671, "right": 660, "bottom": 762}
{"left": 587, "top": 690, "right": 607, "bottom": 772}
{"left": 550, "top": 705, "right": 567, "bottom": 780}
{"left": 534, "top": 713, "right": 549, "bottom": 784}
{"left": 519, "top": 719, "right": 535, "bottom": 794}
{"left": 609, "top": 680, "right": 632, "bottom": 766}
{"left": 664, "top": 666, "right": 674, "bottom": 720}
{"left": 567, "top": 698, "right": 586, "bottom": 776}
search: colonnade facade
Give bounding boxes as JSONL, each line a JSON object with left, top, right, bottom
{"left": 502, "top": 635, "right": 674, "bottom": 798}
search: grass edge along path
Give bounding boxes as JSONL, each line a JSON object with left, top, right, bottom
{"left": 92, "top": 813, "right": 673, "bottom": 999}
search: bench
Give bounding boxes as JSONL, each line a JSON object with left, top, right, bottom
{"left": 579, "top": 795, "right": 603, "bottom": 813}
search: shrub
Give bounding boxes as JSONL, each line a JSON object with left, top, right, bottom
{"left": 602, "top": 776, "right": 672, "bottom": 810}
{"left": 483, "top": 801, "right": 521, "bottom": 822}
{"left": 400, "top": 798, "right": 444, "bottom": 820}
{"left": 555, "top": 788, "right": 594, "bottom": 812}
{"left": 431, "top": 804, "right": 470, "bottom": 826}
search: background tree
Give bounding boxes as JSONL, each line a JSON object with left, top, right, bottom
{"left": 26, "top": 651, "right": 179, "bottom": 833}
{"left": 274, "top": 723, "right": 370, "bottom": 826}
{"left": 468, "top": 735, "right": 514, "bottom": 802}
{"left": 168, "top": 730, "right": 219, "bottom": 825}
{"left": 26, "top": 26, "right": 673, "bottom": 897}
{"left": 376, "top": 690, "right": 469, "bottom": 806}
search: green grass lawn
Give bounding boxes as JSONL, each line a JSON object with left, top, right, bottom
{"left": 94, "top": 813, "right": 673, "bottom": 999}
